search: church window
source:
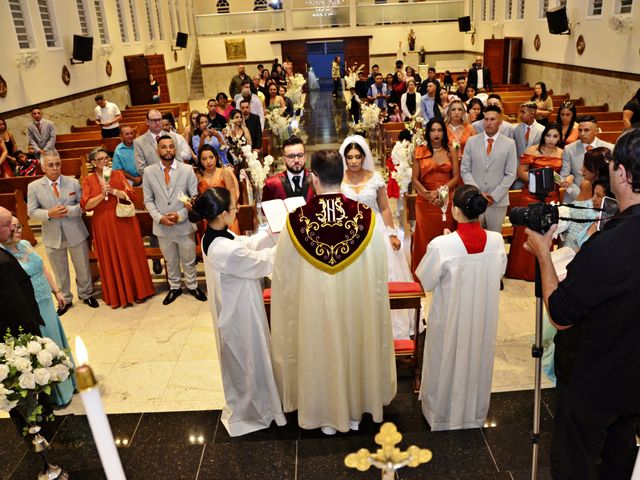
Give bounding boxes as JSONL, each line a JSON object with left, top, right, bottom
{"left": 9, "top": 0, "right": 34, "bottom": 49}
{"left": 94, "top": 0, "right": 110, "bottom": 44}
{"left": 116, "top": 0, "right": 129, "bottom": 43}
{"left": 216, "top": 0, "right": 230, "bottom": 13}
{"left": 37, "top": 0, "right": 59, "bottom": 47}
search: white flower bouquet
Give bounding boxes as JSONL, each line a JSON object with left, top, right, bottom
{"left": 391, "top": 140, "right": 414, "bottom": 195}
{"left": 243, "top": 146, "right": 274, "bottom": 197}
{"left": 1, "top": 331, "right": 74, "bottom": 435}
{"left": 265, "top": 107, "right": 292, "bottom": 140}
{"left": 102, "top": 166, "right": 112, "bottom": 200}
{"left": 361, "top": 103, "right": 382, "bottom": 131}
{"left": 286, "top": 73, "right": 306, "bottom": 111}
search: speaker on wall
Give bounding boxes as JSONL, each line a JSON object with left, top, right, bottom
{"left": 71, "top": 35, "right": 93, "bottom": 64}
{"left": 546, "top": 6, "right": 570, "bottom": 34}
{"left": 458, "top": 16, "right": 471, "bottom": 33}
{"left": 175, "top": 32, "right": 188, "bottom": 49}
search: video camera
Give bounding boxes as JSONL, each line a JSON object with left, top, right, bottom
{"left": 509, "top": 167, "right": 559, "bottom": 234}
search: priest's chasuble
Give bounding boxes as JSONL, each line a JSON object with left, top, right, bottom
{"left": 270, "top": 194, "right": 397, "bottom": 432}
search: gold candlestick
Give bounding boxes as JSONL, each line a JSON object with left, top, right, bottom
{"left": 345, "top": 422, "right": 432, "bottom": 480}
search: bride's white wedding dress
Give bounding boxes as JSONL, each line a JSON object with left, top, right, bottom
{"left": 307, "top": 67, "right": 320, "bottom": 90}
{"left": 341, "top": 171, "right": 414, "bottom": 339}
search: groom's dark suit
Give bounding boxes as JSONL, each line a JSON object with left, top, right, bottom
{"left": 262, "top": 171, "right": 315, "bottom": 202}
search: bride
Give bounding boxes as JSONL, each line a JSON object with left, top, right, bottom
{"left": 307, "top": 64, "right": 320, "bottom": 91}
{"left": 339, "top": 135, "right": 414, "bottom": 339}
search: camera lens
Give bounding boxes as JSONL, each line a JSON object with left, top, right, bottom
{"left": 509, "top": 207, "right": 528, "bottom": 227}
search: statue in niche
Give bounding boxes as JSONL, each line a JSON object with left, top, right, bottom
{"left": 418, "top": 46, "right": 427, "bottom": 65}
{"left": 408, "top": 30, "right": 416, "bottom": 52}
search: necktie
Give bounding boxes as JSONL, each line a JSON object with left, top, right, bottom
{"left": 586, "top": 145, "right": 593, "bottom": 151}
{"left": 486, "top": 138, "right": 494, "bottom": 156}
{"left": 156, "top": 135, "right": 161, "bottom": 144}
{"left": 164, "top": 166, "right": 171, "bottom": 186}
{"left": 52, "top": 182, "right": 59, "bottom": 198}
{"left": 525, "top": 127, "right": 530, "bottom": 143}
{"left": 36, "top": 123, "right": 41, "bottom": 133}
{"left": 292, "top": 176, "right": 302, "bottom": 194}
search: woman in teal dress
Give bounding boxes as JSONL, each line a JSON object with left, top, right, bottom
{"left": 2, "top": 217, "right": 76, "bottom": 406}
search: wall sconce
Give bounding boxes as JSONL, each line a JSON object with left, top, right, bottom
{"left": 97, "top": 45, "right": 114, "bottom": 58}
{"left": 144, "top": 43, "right": 156, "bottom": 54}
{"left": 16, "top": 52, "right": 40, "bottom": 70}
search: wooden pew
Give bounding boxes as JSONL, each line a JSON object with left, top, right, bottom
{"left": 0, "top": 191, "right": 37, "bottom": 245}
{"left": 58, "top": 146, "right": 100, "bottom": 160}
{"left": 56, "top": 131, "right": 103, "bottom": 142}
{"left": 598, "top": 120, "right": 626, "bottom": 131}
{"left": 0, "top": 175, "right": 43, "bottom": 199}
{"left": 56, "top": 137, "right": 122, "bottom": 152}
{"left": 71, "top": 122, "right": 147, "bottom": 134}
{"left": 61, "top": 158, "right": 88, "bottom": 179}
{"left": 599, "top": 131, "right": 622, "bottom": 144}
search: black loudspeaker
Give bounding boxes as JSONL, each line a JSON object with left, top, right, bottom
{"left": 175, "top": 32, "right": 188, "bottom": 48}
{"left": 458, "top": 16, "right": 471, "bottom": 33}
{"left": 546, "top": 6, "right": 570, "bottom": 34}
{"left": 72, "top": 35, "right": 93, "bottom": 62}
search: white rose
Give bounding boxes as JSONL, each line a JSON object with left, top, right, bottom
{"left": 50, "top": 364, "right": 70, "bottom": 382}
{"left": 33, "top": 368, "right": 51, "bottom": 386}
{"left": 0, "top": 397, "right": 18, "bottom": 412}
{"left": 13, "top": 346, "right": 28, "bottom": 357}
{"left": 44, "top": 341, "right": 61, "bottom": 357}
{"left": 27, "top": 341, "right": 42, "bottom": 355}
{"left": 18, "top": 372, "right": 36, "bottom": 390}
{"left": 0, "top": 364, "right": 8, "bottom": 383}
{"left": 0, "top": 384, "right": 13, "bottom": 396}
{"left": 10, "top": 356, "right": 32, "bottom": 373}
{"left": 0, "top": 344, "right": 7, "bottom": 357}
{"left": 37, "top": 350, "right": 53, "bottom": 367}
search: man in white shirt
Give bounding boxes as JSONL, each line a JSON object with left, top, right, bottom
{"left": 262, "top": 136, "right": 314, "bottom": 202}
{"left": 94, "top": 94, "right": 122, "bottom": 138}
{"left": 461, "top": 105, "right": 518, "bottom": 233}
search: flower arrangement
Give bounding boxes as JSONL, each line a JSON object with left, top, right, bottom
{"left": 265, "top": 107, "right": 292, "bottom": 140}
{"left": 404, "top": 116, "right": 426, "bottom": 146}
{"left": 344, "top": 64, "right": 364, "bottom": 90}
{"left": 391, "top": 140, "right": 414, "bottom": 195}
{"left": 1, "top": 331, "right": 74, "bottom": 435}
{"left": 361, "top": 103, "right": 382, "bottom": 131}
{"left": 243, "top": 146, "right": 274, "bottom": 197}
{"left": 102, "top": 166, "right": 112, "bottom": 200}
{"left": 286, "top": 73, "right": 306, "bottom": 111}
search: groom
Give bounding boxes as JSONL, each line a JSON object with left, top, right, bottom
{"left": 261, "top": 137, "right": 314, "bottom": 202}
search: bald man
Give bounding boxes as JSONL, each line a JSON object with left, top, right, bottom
{"left": 0, "top": 207, "right": 43, "bottom": 335}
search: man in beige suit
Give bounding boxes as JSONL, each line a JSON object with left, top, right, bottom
{"left": 27, "top": 150, "right": 98, "bottom": 314}
{"left": 142, "top": 135, "right": 206, "bottom": 305}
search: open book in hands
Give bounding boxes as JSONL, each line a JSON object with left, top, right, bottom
{"left": 261, "top": 197, "right": 307, "bottom": 233}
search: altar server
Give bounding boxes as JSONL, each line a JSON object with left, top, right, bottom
{"left": 190, "top": 187, "right": 286, "bottom": 436}
{"left": 416, "top": 185, "right": 506, "bottom": 431}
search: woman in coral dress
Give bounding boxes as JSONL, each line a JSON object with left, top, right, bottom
{"left": 81, "top": 148, "right": 155, "bottom": 307}
{"left": 411, "top": 118, "right": 460, "bottom": 274}
{"left": 505, "top": 123, "right": 563, "bottom": 281}
{"left": 196, "top": 145, "right": 240, "bottom": 235}
{"left": 444, "top": 99, "right": 476, "bottom": 170}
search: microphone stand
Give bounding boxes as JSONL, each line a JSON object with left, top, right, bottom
{"left": 531, "top": 257, "right": 544, "bottom": 480}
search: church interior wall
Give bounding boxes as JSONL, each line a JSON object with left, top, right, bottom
{"left": 463, "top": 0, "right": 639, "bottom": 110}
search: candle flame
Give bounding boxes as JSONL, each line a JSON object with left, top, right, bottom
{"left": 75, "top": 336, "right": 89, "bottom": 366}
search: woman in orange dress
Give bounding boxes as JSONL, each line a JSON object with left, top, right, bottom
{"left": 505, "top": 123, "right": 563, "bottom": 281}
{"left": 445, "top": 99, "right": 476, "bottom": 183}
{"left": 411, "top": 118, "right": 460, "bottom": 274}
{"left": 195, "top": 145, "right": 240, "bottom": 235}
{"left": 81, "top": 148, "right": 155, "bottom": 308}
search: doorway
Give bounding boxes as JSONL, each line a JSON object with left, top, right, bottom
{"left": 306, "top": 41, "right": 344, "bottom": 91}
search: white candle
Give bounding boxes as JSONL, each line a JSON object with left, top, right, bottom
{"left": 75, "top": 337, "right": 126, "bottom": 480}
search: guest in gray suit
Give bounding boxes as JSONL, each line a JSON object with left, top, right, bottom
{"left": 513, "top": 102, "right": 545, "bottom": 160}
{"left": 461, "top": 105, "right": 518, "bottom": 233}
{"left": 560, "top": 115, "right": 615, "bottom": 203}
{"left": 134, "top": 109, "right": 191, "bottom": 175}
{"left": 26, "top": 107, "right": 56, "bottom": 158}
{"left": 143, "top": 135, "right": 207, "bottom": 305}
{"left": 27, "top": 150, "right": 98, "bottom": 314}
{"left": 471, "top": 94, "right": 514, "bottom": 139}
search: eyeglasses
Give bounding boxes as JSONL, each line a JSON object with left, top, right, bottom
{"left": 45, "top": 162, "right": 62, "bottom": 168}
{"left": 93, "top": 156, "right": 109, "bottom": 162}
{"left": 13, "top": 224, "right": 23, "bottom": 231}
{"left": 148, "top": 118, "right": 163, "bottom": 123}
{"left": 284, "top": 153, "right": 305, "bottom": 160}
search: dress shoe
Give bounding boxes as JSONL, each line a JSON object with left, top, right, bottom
{"left": 152, "top": 260, "right": 163, "bottom": 274}
{"left": 56, "top": 303, "right": 71, "bottom": 316}
{"left": 321, "top": 426, "right": 337, "bottom": 436}
{"left": 187, "top": 287, "right": 207, "bottom": 302}
{"left": 83, "top": 297, "right": 99, "bottom": 308}
{"left": 163, "top": 289, "right": 182, "bottom": 305}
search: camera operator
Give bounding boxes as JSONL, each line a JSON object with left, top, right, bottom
{"left": 524, "top": 128, "right": 640, "bottom": 480}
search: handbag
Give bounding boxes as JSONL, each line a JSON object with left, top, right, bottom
{"left": 116, "top": 193, "right": 135, "bottom": 218}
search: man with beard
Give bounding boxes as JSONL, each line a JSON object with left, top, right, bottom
{"left": 262, "top": 136, "right": 315, "bottom": 202}
{"left": 142, "top": 135, "right": 206, "bottom": 305}
{"left": 240, "top": 99, "right": 262, "bottom": 152}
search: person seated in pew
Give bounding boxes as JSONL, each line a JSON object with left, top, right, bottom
{"left": 14, "top": 150, "right": 40, "bottom": 177}
{"left": 112, "top": 126, "right": 141, "bottom": 186}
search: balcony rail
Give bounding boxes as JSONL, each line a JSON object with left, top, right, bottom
{"left": 356, "top": 1, "right": 464, "bottom": 25}
{"left": 195, "top": 10, "right": 285, "bottom": 35}
{"left": 291, "top": 6, "right": 350, "bottom": 29}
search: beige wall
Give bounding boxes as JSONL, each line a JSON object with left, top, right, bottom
{"left": 4, "top": 84, "right": 131, "bottom": 151}
{"left": 520, "top": 63, "right": 637, "bottom": 112}
{"left": 202, "top": 62, "right": 265, "bottom": 101}
{"left": 167, "top": 68, "right": 190, "bottom": 102}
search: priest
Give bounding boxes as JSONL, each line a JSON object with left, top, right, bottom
{"left": 270, "top": 149, "right": 396, "bottom": 435}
